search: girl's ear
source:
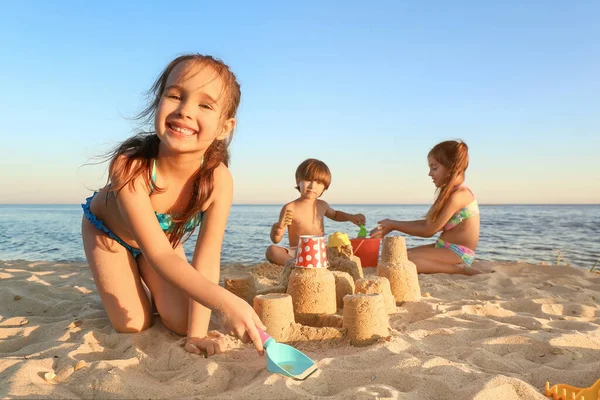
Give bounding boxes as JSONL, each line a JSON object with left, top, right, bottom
{"left": 217, "top": 117, "right": 236, "bottom": 140}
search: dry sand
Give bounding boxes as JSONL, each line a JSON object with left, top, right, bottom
{"left": 1, "top": 260, "right": 599, "bottom": 399}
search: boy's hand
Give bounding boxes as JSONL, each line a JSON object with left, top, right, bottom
{"left": 349, "top": 213, "right": 366, "bottom": 226}
{"left": 277, "top": 209, "right": 293, "bottom": 229}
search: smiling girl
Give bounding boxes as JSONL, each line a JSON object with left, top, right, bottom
{"left": 81, "top": 54, "right": 266, "bottom": 357}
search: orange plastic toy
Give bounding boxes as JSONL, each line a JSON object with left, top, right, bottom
{"left": 545, "top": 378, "right": 600, "bottom": 400}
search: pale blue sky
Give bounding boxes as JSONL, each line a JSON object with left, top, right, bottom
{"left": 1, "top": 1, "right": 598, "bottom": 204}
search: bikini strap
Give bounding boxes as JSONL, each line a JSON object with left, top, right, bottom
{"left": 149, "top": 156, "right": 205, "bottom": 195}
{"left": 149, "top": 159, "right": 157, "bottom": 194}
{"left": 462, "top": 185, "right": 475, "bottom": 198}
{"left": 152, "top": 159, "right": 157, "bottom": 183}
{"left": 452, "top": 183, "right": 475, "bottom": 197}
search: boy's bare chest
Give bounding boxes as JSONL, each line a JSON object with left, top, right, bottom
{"left": 290, "top": 204, "right": 326, "bottom": 234}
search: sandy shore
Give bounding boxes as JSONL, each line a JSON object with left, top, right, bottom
{"left": 1, "top": 260, "right": 599, "bottom": 399}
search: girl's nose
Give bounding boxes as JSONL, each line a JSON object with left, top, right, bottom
{"left": 177, "top": 101, "right": 194, "bottom": 119}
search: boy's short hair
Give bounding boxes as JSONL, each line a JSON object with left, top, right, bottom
{"left": 295, "top": 158, "right": 331, "bottom": 191}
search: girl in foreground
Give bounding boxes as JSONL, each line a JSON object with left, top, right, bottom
{"left": 82, "top": 54, "right": 265, "bottom": 357}
{"left": 370, "top": 140, "right": 483, "bottom": 275}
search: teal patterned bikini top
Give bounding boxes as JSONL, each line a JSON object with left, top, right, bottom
{"left": 150, "top": 159, "right": 203, "bottom": 233}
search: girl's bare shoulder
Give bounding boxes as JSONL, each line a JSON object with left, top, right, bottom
{"left": 213, "top": 162, "right": 232, "bottom": 184}
{"left": 450, "top": 185, "right": 475, "bottom": 205}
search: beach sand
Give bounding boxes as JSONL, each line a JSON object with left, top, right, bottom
{"left": 1, "top": 260, "right": 599, "bottom": 399}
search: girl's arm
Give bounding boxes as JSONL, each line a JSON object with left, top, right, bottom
{"left": 187, "top": 164, "right": 233, "bottom": 339}
{"left": 373, "top": 194, "right": 464, "bottom": 238}
{"left": 382, "top": 219, "right": 431, "bottom": 238}
{"left": 114, "top": 159, "right": 265, "bottom": 352}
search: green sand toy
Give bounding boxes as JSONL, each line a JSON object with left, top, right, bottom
{"left": 357, "top": 225, "right": 368, "bottom": 238}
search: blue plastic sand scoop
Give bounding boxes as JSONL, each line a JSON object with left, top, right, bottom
{"left": 258, "top": 329, "right": 318, "bottom": 380}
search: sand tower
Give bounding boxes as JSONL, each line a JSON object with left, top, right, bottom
{"left": 326, "top": 232, "right": 364, "bottom": 281}
{"left": 223, "top": 272, "right": 257, "bottom": 304}
{"left": 354, "top": 276, "right": 396, "bottom": 314}
{"left": 253, "top": 293, "right": 295, "bottom": 342}
{"left": 332, "top": 271, "right": 355, "bottom": 309}
{"left": 376, "top": 236, "right": 421, "bottom": 303}
{"left": 286, "top": 235, "right": 337, "bottom": 326}
{"left": 343, "top": 293, "right": 390, "bottom": 346}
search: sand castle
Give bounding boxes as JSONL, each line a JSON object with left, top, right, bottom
{"left": 253, "top": 293, "right": 295, "bottom": 342}
{"left": 224, "top": 233, "right": 409, "bottom": 347}
{"left": 287, "top": 266, "right": 337, "bottom": 325}
{"left": 223, "top": 272, "right": 257, "bottom": 304}
{"left": 326, "top": 232, "right": 364, "bottom": 281}
{"left": 376, "top": 236, "right": 421, "bottom": 303}
{"left": 252, "top": 293, "right": 344, "bottom": 343}
{"left": 343, "top": 293, "right": 389, "bottom": 346}
{"left": 355, "top": 276, "right": 396, "bottom": 314}
{"left": 332, "top": 271, "right": 354, "bottom": 309}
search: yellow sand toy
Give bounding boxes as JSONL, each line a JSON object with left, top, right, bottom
{"left": 545, "top": 378, "right": 600, "bottom": 400}
{"left": 327, "top": 232, "right": 351, "bottom": 248}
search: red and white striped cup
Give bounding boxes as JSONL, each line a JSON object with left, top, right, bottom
{"left": 295, "top": 235, "right": 329, "bottom": 268}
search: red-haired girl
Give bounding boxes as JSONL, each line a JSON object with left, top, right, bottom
{"left": 371, "top": 140, "right": 482, "bottom": 275}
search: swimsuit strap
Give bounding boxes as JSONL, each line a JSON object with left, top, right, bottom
{"left": 152, "top": 159, "right": 158, "bottom": 184}
{"left": 151, "top": 156, "right": 204, "bottom": 190}
{"left": 148, "top": 159, "right": 158, "bottom": 194}
{"left": 463, "top": 185, "right": 475, "bottom": 198}
{"left": 151, "top": 156, "right": 205, "bottom": 232}
{"left": 149, "top": 159, "right": 157, "bottom": 194}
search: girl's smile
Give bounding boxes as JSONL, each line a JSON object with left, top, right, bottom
{"left": 166, "top": 121, "right": 198, "bottom": 138}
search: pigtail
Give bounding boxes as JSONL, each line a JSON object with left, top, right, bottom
{"left": 105, "top": 134, "right": 160, "bottom": 197}
{"left": 168, "top": 138, "right": 231, "bottom": 247}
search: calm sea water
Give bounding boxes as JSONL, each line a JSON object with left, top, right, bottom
{"left": 0, "top": 204, "right": 598, "bottom": 269}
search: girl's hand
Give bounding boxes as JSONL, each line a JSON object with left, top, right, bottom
{"left": 370, "top": 219, "right": 395, "bottom": 238}
{"left": 350, "top": 213, "right": 366, "bottom": 226}
{"left": 218, "top": 293, "right": 267, "bottom": 355}
{"left": 185, "top": 331, "right": 230, "bottom": 357}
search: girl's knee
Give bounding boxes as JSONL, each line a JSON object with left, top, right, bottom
{"left": 112, "top": 315, "right": 152, "bottom": 333}
{"left": 408, "top": 253, "right": 420, "bottom": 263}
{"left": 161, "top": 315, "right": 188, "bottom": 336}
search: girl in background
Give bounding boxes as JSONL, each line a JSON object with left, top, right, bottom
{"left": 371, "top": 140, "right": 482, "bottom": 275}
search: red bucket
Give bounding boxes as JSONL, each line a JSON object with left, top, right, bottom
{"left": 349, "top": 238, "right": 381, "bottom": 267}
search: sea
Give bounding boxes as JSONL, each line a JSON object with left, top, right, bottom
{"left": 0, "top": 204, "right": 598, "bottom": 270}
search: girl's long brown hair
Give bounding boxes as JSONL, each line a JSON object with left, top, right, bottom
{"left": 105, "top": 54, "right": 241, "bottom": 248}
{"left": 426, "top": 140, "right": 469, "bottom": 223}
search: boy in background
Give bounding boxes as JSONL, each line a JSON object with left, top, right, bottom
{"left": 265, "top": 158, "right": 366, "bottom": 265}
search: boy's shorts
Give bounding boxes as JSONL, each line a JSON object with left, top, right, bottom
{"left": 274, "top": 245, "right": 297, "bottom": 258}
